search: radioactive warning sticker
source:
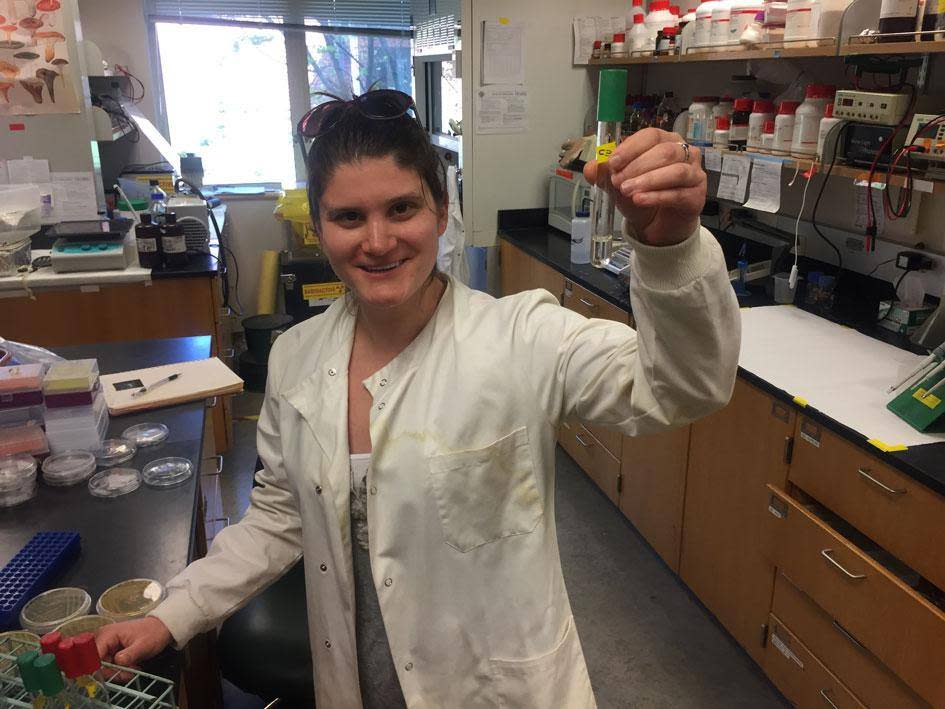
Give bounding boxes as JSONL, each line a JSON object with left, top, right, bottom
{"left": 303, "top": 282, "right": 346, "bottom": 307}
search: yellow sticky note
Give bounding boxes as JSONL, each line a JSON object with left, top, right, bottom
{"left": 867, "top": 439, "right": 908, "bottom": 453}
{"left": 499, "top": 16, "right": 510, "bottom": 24}
{"left": 913, "top": 388, "right": 942, "bottom": 410}
{"left": 597, "top": 142, "right": 617, "bottom": 162}
{"left": 792, "top": 396, "right": 808, "bottom": 407}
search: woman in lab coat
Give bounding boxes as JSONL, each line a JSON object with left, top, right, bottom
{"left": 96, "top": 90, "right": 740, "bottom": 708}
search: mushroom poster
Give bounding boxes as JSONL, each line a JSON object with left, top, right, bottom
{"left": 0, "top": 0, "right": 79, "bottom": 115}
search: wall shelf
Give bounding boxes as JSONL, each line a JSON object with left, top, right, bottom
{"left": 839, "top": 39, "right": 945, "bottom": 56}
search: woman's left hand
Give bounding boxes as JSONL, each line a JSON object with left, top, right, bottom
{"left": 583, "top": 128, "right": 705, "bottom": 247}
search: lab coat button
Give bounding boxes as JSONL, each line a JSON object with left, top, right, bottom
{"left": 405, "top": 662, "right": 413, "bottom": 671}
{"left": 328, "top": 368, "right": 337, "bottom": 376}
{"left": 369, "top": 485, "right": 377, "bottom": 495}
{"left": 315, "top": 485, "right": 323, "bottom": 495}
{"left": 384, "top": 577, "right": 393, "bottom": 587}
{"left": 325, "top": 640, "right": 331, "bottom": 649}
{"left": 379, "top": 378, "right": 388, "bottom": 386}
{"left": 377, "top": 402, "right": 386, "bottom": 410}
{"left": 319, "top": 563, "right": 328, "bottom": 572}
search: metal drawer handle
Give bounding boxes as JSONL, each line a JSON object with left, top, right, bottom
{"left": 203, "top": 454, "right": 224, "bottom": 474}
{"left": 221, "top": 347, "right": 235, "bottom": 359}
{"left": 574, "top": 433, "right": 594, "bottom": 447}
{"left": 820, "top": 689, "right": 840, "bottom": 709}
{"left": 579, "top": 297, "right": 597, "bottom": 308}
{"left": 857, "top": 468, "right": 907, "bottom": 496}
{"left": 206, "top": 396, "right": 218, "bottom": 408}
{"left": 821, "top": 549, "right": 867, "bottom": 580}
{"left": 831, "top": 620, "right": 866, "bottom": 651}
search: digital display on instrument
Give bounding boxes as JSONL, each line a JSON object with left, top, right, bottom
{"left": 841, "top": 98, "right": 854, "bottom": 106}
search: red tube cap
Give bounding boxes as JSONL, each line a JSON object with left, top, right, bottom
{"left": 763, "top": 119, "right": 776, "bottom": 133}
{"left": 633, "top": 13, "right": 645, "bottom": 22}
{"left": 40, "top": 631, "right": 61, "bottom": 657}
{"left": 614, "top": 32, "right": 626, "bottom": 41}
{"left": 734, "top": 98, "right": 754, "bottom": 111}
{"left": 57, "top": 637, "right": 83, "bottom": 679}
{"left": 824, "top": 103, "right": 834, "bottom": 117}
{"left": 716, "top": 116, "right": 731, "bottom": 130}
{"left": 73, "top": 633, "right": 102, "bottom": 676}
{"left": 778, "top": 101, "right": 801, "bottom": 115}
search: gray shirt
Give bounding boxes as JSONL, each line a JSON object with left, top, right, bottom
{"left": 350, "top": 454, "right": 407, "bottom": 708}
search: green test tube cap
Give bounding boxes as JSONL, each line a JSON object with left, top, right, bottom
{"left": 34, "top": 653, "right": 65, "bottom": 696}
{"left": 597, "top": 69, "right": 628, "bottom": 123}
{"left": 16, "top": 650, "right": 42, "bottom": 693}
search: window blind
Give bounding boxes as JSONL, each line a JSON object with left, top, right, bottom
{"left": 149, "top": 0, "right": 411, "bottom": 32}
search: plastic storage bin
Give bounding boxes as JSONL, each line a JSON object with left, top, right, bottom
{"left": 0, "top": 365, "right": 44, "bottom": 411}
{"left": 0, "top": 422, "right": 48, "bottom": 457}
{"left": 44, "top": 380, "right": 101, "bottom": 409}
{"left": 42, "top": 359, "right": 99, "bottom": 395}
{"left": 44, "top": 392, "right": 108, "bottom": 455}
{"left": 0, "top": 404, "right": 44, "bottom": 428}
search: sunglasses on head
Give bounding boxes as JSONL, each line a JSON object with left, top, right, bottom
{"left": 296, "top": 89, "right": 423, "bottom": 142}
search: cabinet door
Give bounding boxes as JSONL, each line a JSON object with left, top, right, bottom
{"left": 679, "top": 378, "right": 795, "bottom": 664}
{"left": 620, "top": 425, "right": 691, "bottom": 572}
{"left": 499, "top": 240, "right": 565, "bottom": 301}
{"left": 561, "top": 279, "right": 631, "bottom": 325}
{"left": 559, "top": 420, "right": 622, "bottom": 505}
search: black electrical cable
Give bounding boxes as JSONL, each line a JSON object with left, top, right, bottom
{"left": 866, "top": 258, "right": 895, "bottom": 276}
{"left": 809, "top": 122, "right": 848, "bottom": 274}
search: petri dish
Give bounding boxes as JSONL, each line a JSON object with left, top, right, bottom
{"left": 0, "top": 630, "right": 39, "bottom": 673}
{"left": 142, "top": 457, "right": 193, "bottom": 488}
{"left": 19, "top": 587, "right": 92, "bottom": 635}
{"left": 95, "top": 438, "right": 137, "bottom": 467}
{"left": 41, "top": 450, "right": 96, "bottom": 486}
{"left": 88, "top": 468, "right": 141, "bottom": 498}
{"left": 0, "top": 479, "right": 37, "bottom": 508}
{"left": 121, "top": 422, "right": 169, "bottom": 447}
{"left": 55, "top": 614, "right": 113, "bottom": 638}
{"left": 96, "top": 579, "right": 165, "bottom": 621}
{"left": 0, "top": 454, "right": 37, "bottom": 491}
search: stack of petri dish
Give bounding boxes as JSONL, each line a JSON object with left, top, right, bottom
{"left": 41, "top": 450, "right": 96, "bottom": 486}
{"left": 19, "top": 587, "right": 92, "bottom": 635}
{"left": 0, "top": 453, "right": 38, "bottom": 507}
{"left": 121, "top": 422, "right": 169, "bottom": 448}
{"left": 88, "top": 468, "right": 141, "bottom": 499}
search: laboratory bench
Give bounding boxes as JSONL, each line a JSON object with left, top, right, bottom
{"left": 0, "top": 210, "right": 235, "bottom": 454}
{"left": 0, "top": 336, "right": 225, "bottom": 708}
{"left": 499, "top": 211, "right": 945, "bottom": 709}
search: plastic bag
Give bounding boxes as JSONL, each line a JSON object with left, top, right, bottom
{"left": 0, "top": 337, "right": 65, "bottom": 366}
{"left": 437, "top": 166, "right": 469, "bottom": 283}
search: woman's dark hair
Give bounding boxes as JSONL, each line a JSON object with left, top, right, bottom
{"left": 305, "top": 107, "right": 448, "bottom": 232}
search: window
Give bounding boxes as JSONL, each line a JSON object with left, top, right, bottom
{"left": 148, "top": 1, "right": 413, "bottom": 188}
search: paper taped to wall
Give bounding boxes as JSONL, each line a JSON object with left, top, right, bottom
{"left": 717, "top": 154, "right": 751, "bottom": 203}
{"left": 482, "top": 20, "right": 525, "bottom": 85}
{"left": 475, "top": 86, "right": 528, "bottom": 134}
{"left": 742, "top": 157, "right": 782, "bottom": 212}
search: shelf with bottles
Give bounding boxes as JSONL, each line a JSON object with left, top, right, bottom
{"left": 587, "top": 39, "right": 838, "bottom": 65}
{"left": 840, "top": 37, "right": 945, "bottom": 55}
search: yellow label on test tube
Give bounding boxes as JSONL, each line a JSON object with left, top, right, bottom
{"left": 596, "top": 142, "right": 617, "bottom": 162}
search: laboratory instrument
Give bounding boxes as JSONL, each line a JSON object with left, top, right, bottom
{"left": 832, "top": 90, "right": 911, "bottom": 126}
{"left": 548, "top": 167, "right": 592, "bottom": 235}
{"left": 889, "top": 343, "right": 945, "bottom": 392}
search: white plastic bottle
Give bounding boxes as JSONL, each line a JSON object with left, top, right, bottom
{"left": 816, "top": 103, "right": 843, "bottom": 160}
{"left": 712, "top": 95, "right": 735, "bottom": 123}
{"left": 747, "top": 99, "right": 775, "bottom": 150}
{"left": 678, "top": 6, "right": 699, "bottom": 52}
{"left": 687, "top": 96, "right": 719, "bottom": 144}
{"left": 791, "top": 83, "right": 835, "bottom": 158}
{"left": 711, "top": 0, "right": 735, "bottom": 46}
{"left": 571, "top": 211, "right": 592, "bottom": 264}
{"left": 760, "top": 120, "right": 776, "bottom": 152}
{"left": 630, "top": 12, "right": 652, "bottom": 52}
{"left": 647, "top": 0, "right": 677, "bottom": 42}
{"left": 695, "top": 0, "right": 721, "bottom": 46}
{"left": 785, "top": 0, "right": 849, "bottom": 44}
{"left": 772, "top": 100, "right": 800, "bottom": 155}
{"left": 626, "top": 0, "right": 645, "bottom": 32}
{"left": 729, "top": 0, "right": 765, "bottom": 42}
{"left": 713, "top": 116, "right": 732, "bottom": 149}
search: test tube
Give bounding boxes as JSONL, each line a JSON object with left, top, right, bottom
{"left": 591, "top": 69, "right": 629, "bottom": 268}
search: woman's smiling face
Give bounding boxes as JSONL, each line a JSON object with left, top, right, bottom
{"left": 317, "top": 155, "right": 447, "bottom": 310}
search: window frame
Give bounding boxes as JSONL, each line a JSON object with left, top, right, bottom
{"left": 145, "top": 14, "right": 413, "bottom": 189}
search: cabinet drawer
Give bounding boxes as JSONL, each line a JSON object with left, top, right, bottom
{"left": 791, "top": 417, "right": 945, "bottom": 592}
{"left": 765, "top": 486, "right": 945, "bottom": 706}
{"left": 562, "top": 279, "right": 629, "bottom": 325}
{"left": 772, "top": 572, "right": 929, "bottom": 709}
{"left": 559, "top": 421, "right": 621, "bottom": 505}
{"left": 584, "top": 422, "right": 622, "bottom": 459}
{"left": 764, "top": 615, "right": 866, "bottom": 709}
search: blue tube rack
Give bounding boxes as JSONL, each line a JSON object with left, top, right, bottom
{"left": 0, "top": 531, "right": 81, "bottom": 630}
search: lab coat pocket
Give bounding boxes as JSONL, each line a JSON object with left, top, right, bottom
{"left": 427, "top": 426, "right": 543, "bottom": 553}
{"left": 489, "top": 616, "right": 595, "bottom": 709}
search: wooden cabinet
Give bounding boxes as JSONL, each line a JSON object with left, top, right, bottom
{"left": 679, "top": 378, "right": 796, "bottom": 664}
{"left": 771, "top": 572, "right": 929, "bottom": 709}
{"left": 559, "top": 420, "right": 622, "bottom": 505}
{"left": 765, "top": 486, "right": 945, "bottom": 707}
{"left": 620, "top": 425, "right": 690, "bottom": 572}
{"left": 764, "top": 616, "right": 866, "bottom": 709}
{"left": 790, "top": 416, "right": 945, "bottom": 593}
{"left": 562, "top": 279, "right": 631, "bottom": 325}
{"left": 499, "top": 240, "right": 565, "bottom": 300}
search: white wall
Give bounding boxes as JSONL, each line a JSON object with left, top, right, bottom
{"left": 463, "top": 0, "right": 628, "bottom": 247}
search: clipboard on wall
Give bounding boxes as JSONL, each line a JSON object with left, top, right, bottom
{"left": 100, "top": 358, "right": 243, "bottom": 415}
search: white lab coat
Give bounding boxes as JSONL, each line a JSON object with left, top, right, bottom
{"left": 151, "top": 225, "right": 741, "bottom": 708}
